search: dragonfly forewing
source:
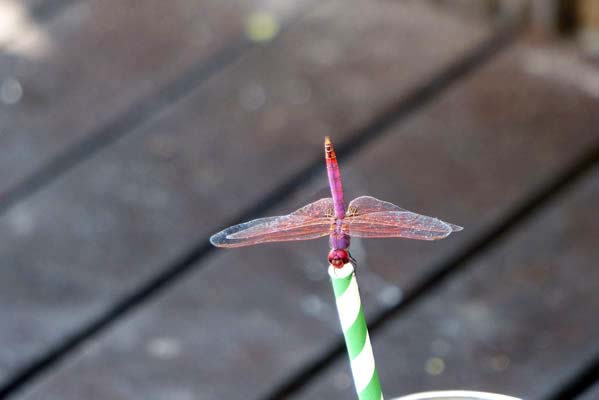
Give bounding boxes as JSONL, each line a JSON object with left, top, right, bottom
{"left": 343, "top": 196, "right": 462, "bottom": 241}
{"left": 210, "top": 198, "right": 335, "bottom": 248}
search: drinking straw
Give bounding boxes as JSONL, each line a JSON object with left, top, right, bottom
{"left": 329, "top": 262, "right": 383, "bottom": 400}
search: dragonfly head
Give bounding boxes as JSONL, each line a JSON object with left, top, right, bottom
{"left": 328, "top": 249, "right": 349, "bottom": 269}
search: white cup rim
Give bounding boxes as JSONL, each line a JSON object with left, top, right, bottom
{"left": 390, "top": 390, "right": 522, "bottom": 400}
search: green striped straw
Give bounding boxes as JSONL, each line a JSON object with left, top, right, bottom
{"left": 329, "top": 263, "right": 383, "bottom": 400}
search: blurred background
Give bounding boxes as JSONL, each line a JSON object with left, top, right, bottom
{"left": 0, "top": 0, "right": 597, "bottom": 399}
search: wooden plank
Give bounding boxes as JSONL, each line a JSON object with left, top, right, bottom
{"left": 0, "top": 0, "right": 492, "bottom": 392}
{"left": 295, "top": 167, "right": 598, "bottom": 400}
{"left": 0, "top": 0, "right": 308, "bottom": 197}
{"left": 428, "top": 0, "right": 525, "bottom": 21}
{"left": 14, "top": 38, "right": 598, "bottom": 400}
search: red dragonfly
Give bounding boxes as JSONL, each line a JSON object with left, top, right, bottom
{"left": 210, "top": 137, "right": 462, "bottom": 268}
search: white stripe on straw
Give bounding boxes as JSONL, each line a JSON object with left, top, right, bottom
{"left": 351, "top": 333, "right": 375, "bottom": 392}
{"left": 337, "top": 275, "right": 361, "bottom": 331}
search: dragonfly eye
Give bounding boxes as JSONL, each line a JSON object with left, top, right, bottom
{"left": 346, "top": 206, "right": 358, "bottom": 217}
{"left": 328, "top": 249, "right": 349, "bottom": 268}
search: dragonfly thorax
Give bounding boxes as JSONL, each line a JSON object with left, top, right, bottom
{"left": 329, "top": 218, "right": 350, "bottom": 250}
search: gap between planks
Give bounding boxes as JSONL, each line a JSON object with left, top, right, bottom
{"left": 544, "top": 353, "right": 599, "bottom": 400}
{"left": 29, "top": 0, "right": 82, "bottom": 21}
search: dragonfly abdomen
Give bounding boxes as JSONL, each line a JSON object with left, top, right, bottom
{"left": 325, "top": 136, "right": 346, "bottom": 219}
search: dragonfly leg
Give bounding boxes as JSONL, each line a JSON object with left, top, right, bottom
{"left": 348, "top": 252, "right": 358, "bottom": 268}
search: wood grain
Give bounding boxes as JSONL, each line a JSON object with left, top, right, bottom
{"left": 0, "top": 1, "right": 492, "bottom": 394}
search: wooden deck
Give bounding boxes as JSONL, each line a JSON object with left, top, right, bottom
{"left": 0, "top": 1, "right": 597, "bottom": 399}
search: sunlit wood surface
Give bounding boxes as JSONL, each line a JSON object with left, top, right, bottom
{"left": 0, "top": 1, "right": 596, "bottom": 399}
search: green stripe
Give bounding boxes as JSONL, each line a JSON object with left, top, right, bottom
{"left": 344, "top": 307, "right": 367, "bottom": 360}
{"left": 358, "top": 371, "right": 382, "bottom": 400}
{"left": 331, "top": 272, "right": 353, "bottom": 298}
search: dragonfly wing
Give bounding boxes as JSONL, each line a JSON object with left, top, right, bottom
{"left": 347, "top": 196, "right": 406, "bottom": 215}
{"left": 293, "top": 197, "right": 334, "bottom": 217}
{"left": 210, "top": 198, "right": 334, "bottom": 248}
{"left": 345, "top": 210, "right": 463, "bottom": 241}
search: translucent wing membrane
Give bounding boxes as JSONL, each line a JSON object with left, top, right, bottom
{"left": 347, "top": 196, "right": 406, "bottom": 214}
{"left": 209, "top": 198, "right": 334, "bottom": 248}
{"left": 345, "top": 196, "right": 463, "bottom": 241}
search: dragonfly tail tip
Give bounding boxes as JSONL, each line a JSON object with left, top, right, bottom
{"left": 450, "top": 224, "right": 464, "bottom": 232}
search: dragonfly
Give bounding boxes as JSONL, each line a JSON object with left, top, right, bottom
{"left": 210, "top": 137, "right": 462, "bottom": 268}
